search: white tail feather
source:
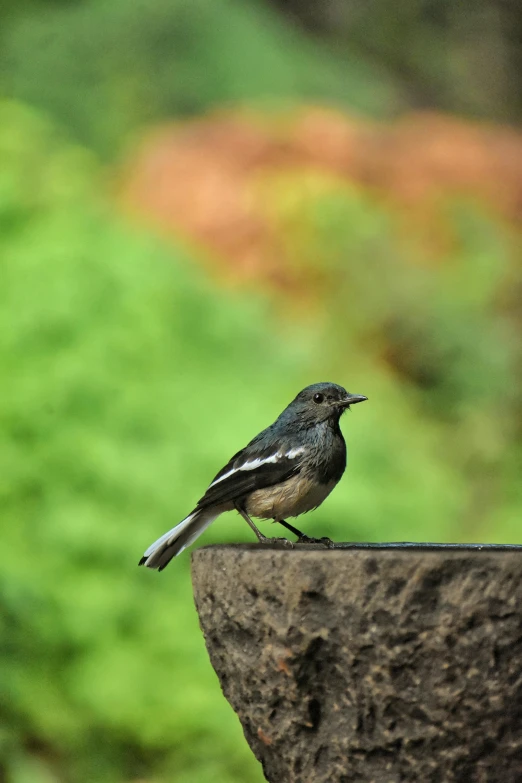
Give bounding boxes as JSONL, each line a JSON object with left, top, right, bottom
{"left": 139, "top": 508, "right": 219, "bottom": 570}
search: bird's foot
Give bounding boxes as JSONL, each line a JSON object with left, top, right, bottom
{"left": 296, "top": 534, "right": 335, "bottom": 549}
{"left": 257, "top": 534, "right": 294, "bottom": 549}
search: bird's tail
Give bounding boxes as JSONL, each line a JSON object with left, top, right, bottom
{"left": 139, "top": 507, "right": 219, "bottom": 571}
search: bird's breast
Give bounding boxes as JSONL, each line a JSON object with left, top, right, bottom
{"left": 245, "top": 473, "right": 337, "bottom": 520}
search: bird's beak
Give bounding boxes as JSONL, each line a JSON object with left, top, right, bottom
{"left": 339, "top": 394, "right": 368, "bottom": 409}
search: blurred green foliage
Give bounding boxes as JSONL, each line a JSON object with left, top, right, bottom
{"left": 0, "top": 0, "right": 398, "bottom": 156}
{"left": 1, "top": 95, "right": 521, "bottom": 783}
{"left": 0, "top": 100, "right": 276, "bottom": 783}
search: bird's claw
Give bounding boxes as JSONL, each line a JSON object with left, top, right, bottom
{"left": 258, "top": 536, "right": 294, "bottom": 549}
{"left": 296, "top": 535, "right": 335, "bottom": 549}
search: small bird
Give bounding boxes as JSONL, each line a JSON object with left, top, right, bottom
{"left": 139, "top": 382, "right": 367, "bottom": 571}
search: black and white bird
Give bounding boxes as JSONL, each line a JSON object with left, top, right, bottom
{"left": 139, "top": 382, "right": 367, "bottom": 571}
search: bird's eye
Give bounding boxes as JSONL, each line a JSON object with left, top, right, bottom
{"left": 313, "top": 393, "right": 324, "bottom": 404}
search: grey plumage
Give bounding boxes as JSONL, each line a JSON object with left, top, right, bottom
{"left": 139, "top": 382, "right": 367, "bottom": 571}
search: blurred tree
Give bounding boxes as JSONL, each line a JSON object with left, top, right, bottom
{"left": 268, "top": 0, "right": 522, "bottom": 121}
{"left": 0, "top": 0, "right": 399, "bottom": 156}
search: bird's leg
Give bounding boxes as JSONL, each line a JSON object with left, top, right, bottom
{"left": 276, "top": 518, "right": 306, "bottom": 537}
{"left": 236, "top": 505, "right": 294, "bottom": 547}
{"left": 277, "top": 518, "right": 334, "bottom": 548}
{"left": 237, "top": 506, "right": 267, "bottom": 541}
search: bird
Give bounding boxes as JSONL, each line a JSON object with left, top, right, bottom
{"left": 139, "top": 382, "right": 367, "bottom": 571}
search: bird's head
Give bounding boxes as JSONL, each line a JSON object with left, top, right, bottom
{"left": 282, "top": 382, "right": 367, "bottom": 426}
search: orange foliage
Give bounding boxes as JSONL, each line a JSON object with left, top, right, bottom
{"left": 292, "top": 109, "right": 522, "bottom": 217}
{"left": 121, "top": 108, "right": 522, "bottom": 286}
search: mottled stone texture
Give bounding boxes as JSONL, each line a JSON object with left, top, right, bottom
{"left": 191, "top": 545, "right": 522, "bottom": 783}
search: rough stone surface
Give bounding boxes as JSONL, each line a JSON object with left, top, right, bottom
{"left": 191, "top": 544, "right": 522, "bottom": 783}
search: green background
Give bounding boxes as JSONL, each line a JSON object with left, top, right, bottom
{"left": 1, "top": 1, "right": 521, "bottom": 781}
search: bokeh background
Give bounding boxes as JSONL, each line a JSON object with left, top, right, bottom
{"left": 1, "top": 1, "right": 521, "bottom": 781}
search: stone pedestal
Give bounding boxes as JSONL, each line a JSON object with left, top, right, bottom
{"left": 191, "top": 543, "right": 522, "bottom": 783}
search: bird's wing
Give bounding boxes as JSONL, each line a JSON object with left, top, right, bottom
{"left": 196, "top": 441, "right": 305, "bottom": 509}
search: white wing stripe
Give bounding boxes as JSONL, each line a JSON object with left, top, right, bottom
{"left": 209, "top": 447, "right": 305, "bottom": 488}
{"left": 286, "top": 447, "right": 305, "bottom": 459}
